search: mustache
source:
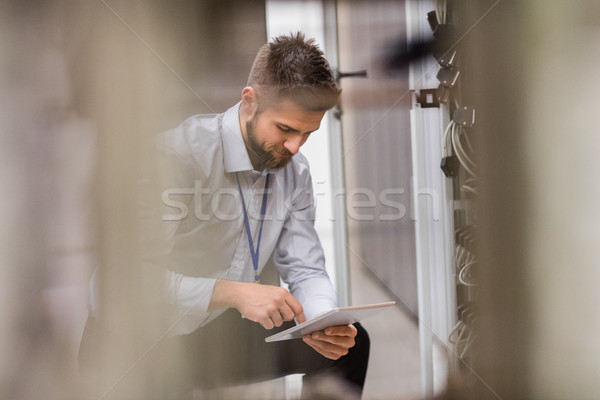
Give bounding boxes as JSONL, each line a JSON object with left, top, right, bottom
{"left": 266, "top": 145, "right": 293, "bottom": 157}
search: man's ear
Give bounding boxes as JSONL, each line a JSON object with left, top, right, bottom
{"left": 241, "top": 87, "right": 258, "bottom": 116}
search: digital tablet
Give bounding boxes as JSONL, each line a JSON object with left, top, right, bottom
{"left": 265, "top": 301, "right": 396, "bottom": 342}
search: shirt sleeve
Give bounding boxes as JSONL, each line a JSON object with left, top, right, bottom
{"left": 138, "top": 128, "right": 222, "bottom": 335}
{"left": 162, "top": 272, "right": 218, "bottom": 334}
{"left": 273, "top": 162, "right": 338, "bottom": 321}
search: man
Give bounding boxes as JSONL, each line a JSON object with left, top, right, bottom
{"left": 80, "top": 32, "right": 369, "bottom": 399}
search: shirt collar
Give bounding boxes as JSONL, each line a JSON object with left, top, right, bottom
{"left": 222, "top": 101, "right": 254, "bottom": 173}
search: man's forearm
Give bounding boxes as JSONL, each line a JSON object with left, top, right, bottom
{"left": 208, "top": 280, "right": 243, "bottom": 311}
{"left": 207, "top": 280, "right": 306, "bottom": 329}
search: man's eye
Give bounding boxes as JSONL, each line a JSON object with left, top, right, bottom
{"left": 278, "top": 125, "right": 291, "bottom": 132}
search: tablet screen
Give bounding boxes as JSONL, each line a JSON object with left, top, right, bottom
{"left": 265, "top": 301, "right": 396, "bottom": 342}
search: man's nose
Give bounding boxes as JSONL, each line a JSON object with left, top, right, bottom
{"left": 283, "top": 136, "right": 303, "bottom": 155}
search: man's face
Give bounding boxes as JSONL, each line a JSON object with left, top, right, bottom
{"left": 245, "top": 98, "right": 325, "bottom": 170}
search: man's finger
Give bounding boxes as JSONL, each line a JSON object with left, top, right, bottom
{"left": 270, "top": 311, "right": 283, "bottom": 327}
{"left": 295, "top": 309, "right": 306, "bottom": 324}
{"left": 285, "top": 297, "right": 305, "bottom": 323}
{"left": 261, "top": 318, "right": 274, "bottom": 330}
{"left": 309, "top": 332, "right": 355, "bottom": 347}
{"left": 303, "top": 336, "right": 347, "bottom": 360}
{"left": 324, "top": 324, "right": 357, "bottom": 337}
{"left": 278, "top": 306, "right": 295, "bottom": 322}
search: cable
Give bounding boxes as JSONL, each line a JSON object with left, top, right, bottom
{"left": 436, "top": 0, "right": 447, "bottom": 24}
{"left": 443, "top": 120, "right": 454, "bottom": 156}
{"left": 458, "top": 260, "right": 477, "bottom": 287}
{"left": 461, "top": 176, "right": 479, "bottom": 195}
{"left": 453, "top": 124, "right": 477, "bottom": 167}
{"left": 461, "top": 127, "right": 475, "bottom": 153}
{"left": 448, "top": 320, "right": 469, "bottom": 345}
{"left": 461, "top": 184, "right": 478, "bottom": 195}
{"left": 451, "top": 122, "right": 477, "bottom": 177}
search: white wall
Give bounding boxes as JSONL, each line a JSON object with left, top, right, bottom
{"left": 266, "top": 0, "right": 338, "bottom": 289}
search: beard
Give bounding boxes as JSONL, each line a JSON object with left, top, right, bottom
{"left": 246, "top": 118, "right": 293, "bottom": 170}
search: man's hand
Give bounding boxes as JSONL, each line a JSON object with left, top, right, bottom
{"left": 209, "top": 280, "right": 306, "bottom": 329}
{"left": 302, "top": 324, "right": 358, "bottom": 360}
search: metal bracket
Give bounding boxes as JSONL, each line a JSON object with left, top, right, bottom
{"left": 453, "top": 105, "right": 476, "bottom": 127}
{"left": 415, "top": 89, "right": 440, "bottom": 108}
{"left": 333, "top": 69, "right": 368, "bottom": 120}
{"left": 336, "top": 69, "right": 368, "bottom": 80}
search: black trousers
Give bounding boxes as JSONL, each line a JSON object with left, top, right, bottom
{"left": 79, "top": 309, "right": 370, "bottom": 399}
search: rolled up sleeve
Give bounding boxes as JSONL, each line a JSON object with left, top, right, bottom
{"left": 163, "top": 272, "right": 219, "bottom": 334}
{"left": 273, "top": 165, "right": 338, "bottom": 321}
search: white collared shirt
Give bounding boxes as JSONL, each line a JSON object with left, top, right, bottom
{"left": 144, "top": 102, "right": 338, "bottom": 334}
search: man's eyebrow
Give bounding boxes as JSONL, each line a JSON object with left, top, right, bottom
{"left": 276, "top": 122, "right": 319, "bottom": 134}
{"left": 276, "top": 122, "right": 300, "bottom": 133}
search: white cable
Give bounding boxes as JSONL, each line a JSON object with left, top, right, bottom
{"left": 451, "top": 123, "right": 477, "bottom": 177}
{"left": 462, "top": 127, "right": 475, "bottom": 153}
{"left": 462, "top": 177, "right": 479, "bottom": 194}
{"left": 461, "top": 184, "right": 478, "bottom": 195}
{"left": 443, "top": 120, "right": 453, "bottom": 156}
{"left": 452, "top": 124, "right": 476, "bottom": 167}
{"left": 448, "top": 321, "right": 468, "bottom": 345}
{"left": 437, "top": 0, "right": 447, "bottom": 24}
{"left": 454, "top": 125, "right": 477, "bottom": 167}
{"left": 459, "top": 329, "right": 476, "bottom": 359}
{"left": 458, "top": 261, "right": 477, "bottom": 287}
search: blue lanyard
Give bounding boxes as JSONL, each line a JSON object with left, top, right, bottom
{"left": 236, "top": 173, "right": 270, "bottom": 283}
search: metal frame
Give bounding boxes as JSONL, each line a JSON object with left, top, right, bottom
{"left": 323, "top": 0, "right": 351, "bottom": 307}
{"left": 406, "top": 0, "right": 457, "bottom": 397}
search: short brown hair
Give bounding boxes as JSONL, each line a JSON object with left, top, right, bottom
{"left": 247, "top": 32, "right": 341, "bottom": 112}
